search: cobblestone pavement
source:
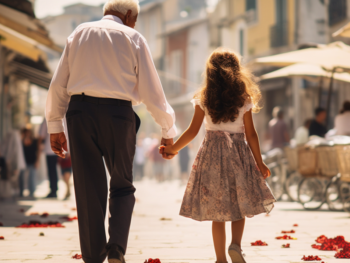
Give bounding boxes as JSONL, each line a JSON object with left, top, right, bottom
{"left": 0, "top": 179, "right": 349, "bottom": 263}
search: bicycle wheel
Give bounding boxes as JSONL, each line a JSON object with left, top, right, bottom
{"left": 284, "top": 171, "right": 302, "bottom": 202}
{"left": 266, "top": 163, "right": 284, "bottom": 201}
{"left": 326, "top": 180, "right": 343, "bottom": 211}
{"left": 340, "top": 182, "right": 350, "bottom": 212}
{"left": 298, "top": 177, "right": 325, "bottom": 210}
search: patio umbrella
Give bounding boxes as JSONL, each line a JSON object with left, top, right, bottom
{"left": 254, "top": 42, "right": 350, "bottom": 71}
{"left": 333, "top": 22, "right": 350, "bottom": 38}
{"left": 255, "top": 42, "right": 350, "bottom": 126}
{"left": 260, "top": 63, "right": 350, "bottom": 83}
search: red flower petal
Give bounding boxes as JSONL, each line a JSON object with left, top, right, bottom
{"left": 251, "top": 240, "right": 268, "bottom": 246}
{"left": 0, "top": 236, "right": 4, "bottom": 240}
{"left": 72, "top": 254, "right": 82, "bottom": 259}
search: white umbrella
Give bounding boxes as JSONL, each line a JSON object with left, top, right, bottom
{"left": 333, "top": 22, "right": 350, "bottom": 38}
{"left": 260, "top": 63, "right": 350, "bottom": 83}
{"left": 254, "top": 42, "right": 350, "bottom": 72}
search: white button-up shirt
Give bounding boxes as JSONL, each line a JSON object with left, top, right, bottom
{"left": 46, "top": 15, "right": 177, "bottom": 139}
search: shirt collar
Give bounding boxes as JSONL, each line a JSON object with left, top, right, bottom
{"left": 102, "top": 15, "right": 124, "bottom": 25}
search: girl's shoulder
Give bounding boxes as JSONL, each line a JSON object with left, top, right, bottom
{"left": 191, "top": 98, "right": 205, "bottom": 111}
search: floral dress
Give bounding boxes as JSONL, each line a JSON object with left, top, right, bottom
{"left": 179, "top": 99, "right": 276, "bottom": 222}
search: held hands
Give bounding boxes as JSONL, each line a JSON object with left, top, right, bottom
{"left": 50, "top": 132, "right": 68, "bottom": 158}
{"left": 159, "top": 138, "right": 178, "bottom": 160}
{"left": 257, "top": 162, "right": 271, "bottom": 179}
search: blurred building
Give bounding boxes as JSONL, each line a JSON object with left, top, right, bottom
{"left": 0, "top": 0, "right": 61, "bottom": 139}
{"left": 41, "top": 3, "right": 104, "bottom": 71}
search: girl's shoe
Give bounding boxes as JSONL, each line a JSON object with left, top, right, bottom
{"left": 228, "top": 244, "right": 246, "bottom": 263}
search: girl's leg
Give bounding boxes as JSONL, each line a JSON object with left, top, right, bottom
{"left": 212, "top": 221, "right": 227, "bottom": 263}
{"left": 230, "top": 218, "right": 245, "bottom": 248}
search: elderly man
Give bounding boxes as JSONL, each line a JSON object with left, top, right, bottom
{"left": 46, "top": 0, "right": 177, "bottom": 262}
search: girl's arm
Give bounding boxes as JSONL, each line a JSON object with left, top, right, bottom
{"left": 243, "top": 110, "right": 271, "bottom": 179}
{"left": 161, "top": 105, "right": 205, "bottom": 154}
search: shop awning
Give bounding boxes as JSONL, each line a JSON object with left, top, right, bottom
{"left": 10, "top": 61, "right": 52, "bottom": 89}
{"left": 0, "top": 23, "right": 44, "bottom": 61}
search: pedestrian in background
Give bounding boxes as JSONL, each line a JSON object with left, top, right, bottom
{"left": 39, "top": 119, "right": 58, "bottom": 198}
{"left": 19, "top": 128, "right": 40, "bottom": 198}
{"left": 269, "top": 106, "right": 290, "bottom": 149}
{"left": 58, "top": 154, "right": 72, "bottom": 200}
{"left": 133, "top": 138, "right": 145, "bottom": 181}
{"left": 334, "top": 101, "right": 350, "bottom": 136}
{"left": 179, "top": 146, "right": 189, "bottom": 184}
{"left": 161, "top": 48, "right": 275, "bottom": 263}
{"left": 309, "top": 107, "right": 327, "bottom": 137}
{"left": 294, "top": 119, "right": 312, "bottom": 145}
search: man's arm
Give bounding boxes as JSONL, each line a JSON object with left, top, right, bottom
{"left": 137, "top": 39, "right": 177, "bottom": 157}
{"left": 46, "top": 38, "right": 72, "bottom": 157}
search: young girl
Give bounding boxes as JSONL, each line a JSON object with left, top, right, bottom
{"left": 161, "top": 49, "right": 276, "bottom": 263}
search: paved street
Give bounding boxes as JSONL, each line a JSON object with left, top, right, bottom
{"left": 0, "top": 178, "right": 350, "bottom": 263}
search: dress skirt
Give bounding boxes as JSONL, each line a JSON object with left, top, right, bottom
{"left": 180, "top": 131, "right": 276, "bottom": 222}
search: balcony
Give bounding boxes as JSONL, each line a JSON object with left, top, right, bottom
{"left": 270, "top": 21, "right": 288, "bottom": 48}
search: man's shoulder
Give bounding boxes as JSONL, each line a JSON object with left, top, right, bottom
{"left": 74, "top": 20, "right": 145, "bottom": 44}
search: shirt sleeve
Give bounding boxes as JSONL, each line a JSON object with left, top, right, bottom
{"left": 45, "top": 37, "right": 72, "bottom": 134}
{"left": 190, "top": 98, "right": 204, "bottom": 110}
{"left": 245, "top": 97, "right": 254, "bottom": 113}
{"left": 136, "top": 39, "right": 177, "bottom": 139}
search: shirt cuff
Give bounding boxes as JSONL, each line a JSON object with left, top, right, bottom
{"left": 47, "top": 120, "right": 64, "bottom": 134}
{"left": 161, "top": 123, "right": 177, "bottom": 139}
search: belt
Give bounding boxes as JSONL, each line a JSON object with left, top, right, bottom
{"left": 70, "top": 93, "right": 132, "bottom": 107}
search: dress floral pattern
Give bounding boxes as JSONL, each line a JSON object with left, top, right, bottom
{"left": 180, "top": 131, "right": 276, "bottom": 222}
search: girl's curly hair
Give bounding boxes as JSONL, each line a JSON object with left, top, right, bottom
{"left": 195, "top": 48, "right": 261, "bottom": 124}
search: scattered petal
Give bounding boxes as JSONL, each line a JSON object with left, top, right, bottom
{"left": 0, "top": 236, "right": 4, "bottom": 240}
{"left": 16, "top": 221, "right": 65, "bottom": 228}
{"left": 293, "top": 224, "right": 298, "bottom": 227}
{"left": 72, "top": 254, "right": 82, "bottom": 259}
{"left": 39, "top": 232, "right": 44, "bottom": 236}
{"left": 144, "top": 259, "right": 161, "bottom": 263}
{"left": 276, "top": 235, "right": 297, "bottom": 240}
{"left": 71, "top": 208, "right": 77, "bottom": 211}
{"left": 282, "top": 230, "right": 295, "bottom": 234}
{"left": 282, "top": 243, "right": 290, "bottom": 248}
{"left": 251, "top": 240, "right": 268, "bottom": 246}
{"left": 301, "top": 255, "right": 322, "bottom": 261}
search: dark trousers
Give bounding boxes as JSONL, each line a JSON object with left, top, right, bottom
{"left": 66, "top": 96, "right": 139, "bottom": 263}
{"left": 46, "top": 155, "right": 58, "bottom": 193}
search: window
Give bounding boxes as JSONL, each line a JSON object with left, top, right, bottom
{"left": 328, "top": 0, "right": 347, "bottom": 26}
{"left": 239, "top": 29, "right": 244, "bottom": 56}
{"left": 246, "top": 0, "right": 256, "bottom": 11}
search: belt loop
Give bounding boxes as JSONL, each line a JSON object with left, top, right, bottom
{"left": 81, "top": 92, "right": 85, "bottom": 102}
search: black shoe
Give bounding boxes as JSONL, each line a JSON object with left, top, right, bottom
{"left": 44, "top": 192, "right": 57, "bottom": 199}
{"left": 107, "top": 244, "right": 125, "bottom": 263}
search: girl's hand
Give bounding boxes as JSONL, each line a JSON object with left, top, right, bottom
{"left": 257, "top": 163, "right": 271, "bottom": 179}
{"left": 159, "top": 145, "right": 178, "bottom": 155}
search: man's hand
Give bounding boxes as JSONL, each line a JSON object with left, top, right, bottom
{"left": 159, "top": 138, "right": 177, "bottom": 160}
{"left": 50, "top": 132, "right": 68, "bottom": 158}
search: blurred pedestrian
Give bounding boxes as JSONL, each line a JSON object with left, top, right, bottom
{"left": 334, "top": 101, "right": 350, "bottom": 136}
{"left": 38, "top": 119, "right": 58, "bottom": 198}
{"left": 309, "top": 107, "right": 327, "bottom": 137}
{"left": 149, "top": 140, "right": 165, "bottom": 182}
{"left": 269, "top": 107, "right": 289, "bottom": 149}
{"left": 18, "top": 128, "right": 40, "bottom": 198}
{"left": 133, "top": 138, "right": 145, "bottom": 180}
{"left": 294, "top": 119, "right": 312, "bottom": 145}
{"left": 179, "top": 146, "right": 189, "bottom": 183}
{"left": 58, "top": 154, "right": 72, "bottom": 200}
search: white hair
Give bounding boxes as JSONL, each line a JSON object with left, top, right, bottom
{"left": 103, "top": 0, "right": 140, "bottom": 16}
